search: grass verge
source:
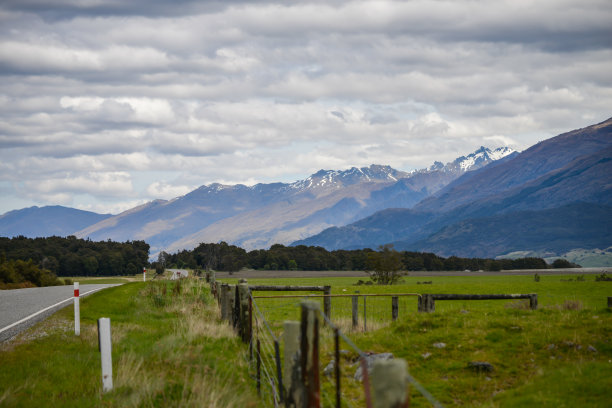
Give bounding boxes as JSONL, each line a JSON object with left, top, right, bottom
{"left": 0, "top": 279, "right": 260, "bottom": 408}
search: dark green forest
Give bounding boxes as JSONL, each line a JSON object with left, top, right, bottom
{"left": 0, "top": 236, "right": 149, "bottom": 287}
{"left": 155, "top": 241, "right": 554, "bottom": 273}
{"left": 1, "top": 236, "right": 572, "bottom": 288}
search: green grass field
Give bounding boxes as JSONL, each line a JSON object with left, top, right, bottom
{"left": 1, "top": 273, "right": 610, "bottom": 407}
{"left": 221, "top": 274, "right": 612, "bottom": 407}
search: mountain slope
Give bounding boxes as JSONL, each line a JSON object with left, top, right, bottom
{"left": 406, "top": 203, "right": 612, "bottom": 258}
{"left": 296, "top": 118, "right": 612, "bottom": 256}
{"left": 69, "top": 147, "right": 511, "bottom": 254}
{"left": 159, "top": 148, "right": 512, "bottom": 252}
{"left": 414, "top": 119, "right": 612, "bottom": 213}
{"left": 0, "top": 206, "right": 111, "bottom": 238}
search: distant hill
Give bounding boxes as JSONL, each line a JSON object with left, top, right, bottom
{"left": 295, "top": 118, "right": 612, "bottom": 258}
{"left": 0, "top": 206, "right": 111, "bottom": 238}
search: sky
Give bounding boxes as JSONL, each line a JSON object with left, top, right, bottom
{"left": 0, "top": 0, "right": 611, "bottom": 215}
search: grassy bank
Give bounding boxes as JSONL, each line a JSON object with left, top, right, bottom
{"left": 0, "top": 279, "right": 260, "bottom": 407}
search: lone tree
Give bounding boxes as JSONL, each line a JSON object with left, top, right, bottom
{"left": 156, "top": 251, "right": 168, "bottom": 275}
{"left": 365, "top": 244, "right": 405, "bottom": 284}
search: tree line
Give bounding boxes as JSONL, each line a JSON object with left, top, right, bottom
{"left": 0, "top": 236, "right": 150, "bottom": 287}
{"left": 155, "top": 241, "right": 557, "bottom": 272}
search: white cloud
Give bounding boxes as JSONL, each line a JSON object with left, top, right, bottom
{"left": 0, "top": 0, "right": 611, "bottom": 214}
{"left": 146, "top": 181, "right": 194, "bottom": 199}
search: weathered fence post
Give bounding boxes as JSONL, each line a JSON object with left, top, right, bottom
{"left": 352, "top": 295, "right": 359, "bottom": 329}
{"left": 323, "top": 286, "right": 331, "bottom": 321}
{"left": 391, "top": 296, "right": 399, "bottom": 321}
{"left": 371, "top": 359, "right": 409, "bottom": 408}
{"left": 529, "top": 294, "right": 538, "bottom": 310}
{"left": 300, "top": 301, "right": 321, "bottom": 408}
{"left": 284, "top": 321, "right": 302, "bottom": 406}
{"left": 97, "top": 317, "right": 113, "bottom": 392}
{"left": 237, "top": 283, "right": 251, "bottom": 343}
{"left": 275, "top": 339, "right": 285, "bottom": 404}
{"left": 219, "top": 283, "right": 229, "bottom": 320}
{"left": 418, "top": 294, "right": 435, "bottom": 312}
{"left": 228, "top": 285, "right": 237, "bottom": 326}
{"left": 608, "top": 297, "right": 612, "bottom": 308}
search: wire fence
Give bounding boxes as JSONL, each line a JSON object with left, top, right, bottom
{"left": 230, "top": 286, "right": 443, "bottom": 407}
{"left": 246, "top": 292, "right": 444, "bottom": 407}
{"left": 251, "top": 292, "right": 420, "bottom": 333}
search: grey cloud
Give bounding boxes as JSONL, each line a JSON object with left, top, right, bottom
{"left": 0, "top": 0, "right": 611, "bottom": 214}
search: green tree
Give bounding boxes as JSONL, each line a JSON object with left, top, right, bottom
{"left": 365, "top": 244, "right": 404, "bottom": 285}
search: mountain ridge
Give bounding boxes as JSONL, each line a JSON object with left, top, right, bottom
{"left": 0, "top": 146, "right": 513, "bottom": 255}
{"left": 295, "top": 117, "right": 612, "bottom": 257}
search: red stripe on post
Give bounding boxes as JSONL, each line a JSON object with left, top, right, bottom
{"left": 74, "top": 289, "right": 79, "bottom": 297}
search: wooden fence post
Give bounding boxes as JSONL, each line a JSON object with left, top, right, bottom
{"left": 300, "top": 301, "right": 321, "bottom": 408}
{"left": 608, "top": 297, "right": 612, "bottom": 308}
{"left": 352, "top": 295, "right": 359, "bottom": 329}
{"left": 391, "top": 296, "right": 399, "bottom": 321}
{"left": 323, "top": 286, "right": 331, "bottom": 321}
{"left": 237, "top": 283, "right": 251, "bottom": 343}
{"left": 219, "top": 283, "right": 228, "bottom": 320}
{"left": 529, "top": 294, "right": 538, "bottom": 310}
{"left": 418, "top": 294, "right": 435, "bottom": 312}
{"left": 371, "top": 359, "right": 409, "bottom": 408}
{"left": 284, "top": 320, "right": 304, "bottom": 407}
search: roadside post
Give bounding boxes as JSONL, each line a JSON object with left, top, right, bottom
{"left": 74, "top": 282, "right": 80, "bottom": 336}
{"left": 97, "top": 317, "right": 113, "bottom": 392}
{"left": 143, "top": 267, "right": 146, "bottom": 282}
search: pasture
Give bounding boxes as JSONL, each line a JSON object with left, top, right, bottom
{"left": 221, "top": 273, "right": 612, "bottom": 407}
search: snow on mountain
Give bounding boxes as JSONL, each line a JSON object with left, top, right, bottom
{"left": 2, "top": 144, "right": 516, "bottom": 256}
{"left": 450, "top": 146, "right": 515, "bottom": 172}
{"left": 288, "top": 148, "right": 514, "bottom": 192}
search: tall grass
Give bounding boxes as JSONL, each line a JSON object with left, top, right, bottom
{"left": 0, "top": 279, "right": 260, "bottom": 407}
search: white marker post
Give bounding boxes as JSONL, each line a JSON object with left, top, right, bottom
{"left": 98, "top": 317, "right": 113, "bottom": 392}
{"left": 143, "top": 267, "right": 146, "bottom": 282}
{"left": 73, "top": 282, "right": 80, "bottom": 336}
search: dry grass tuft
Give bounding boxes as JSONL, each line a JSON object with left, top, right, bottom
{"left": 549, "top": 300, "right": 584, "bottom": 311}
{"left": 114, "top": 352, "right": 164, "bottom": 407}
{"left": 175, "top": 369, "right": 258, "bottom": 408}
{"left": 504, "top": 299, "right": 531, "bottom": 310}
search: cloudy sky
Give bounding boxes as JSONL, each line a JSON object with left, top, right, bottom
{"left": 1, "top": 0, "right": 611, "bottom": 215}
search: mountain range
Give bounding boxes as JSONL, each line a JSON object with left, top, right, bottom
{"left": 2, "top": 117, "right": 610, "bottom": 260}
{"left": 295, "top": 117, "right": 612, "bottom": 258}
{"left": 0, "top": 146, "right": 514, "bottom": 256}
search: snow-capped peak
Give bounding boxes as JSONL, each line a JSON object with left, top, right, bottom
{"left": 453, "top": 146, "right": 516, "bottom": 172}
{"left": 290, "top": 164, "right": 409, "bottom": 191}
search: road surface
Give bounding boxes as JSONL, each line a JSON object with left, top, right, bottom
{"left": 0, "top": 284, "right": 121, "bottom": 343}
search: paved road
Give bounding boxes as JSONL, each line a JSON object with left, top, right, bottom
{"left": 0, "top": 284, "right": 121, "bottom": 343}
